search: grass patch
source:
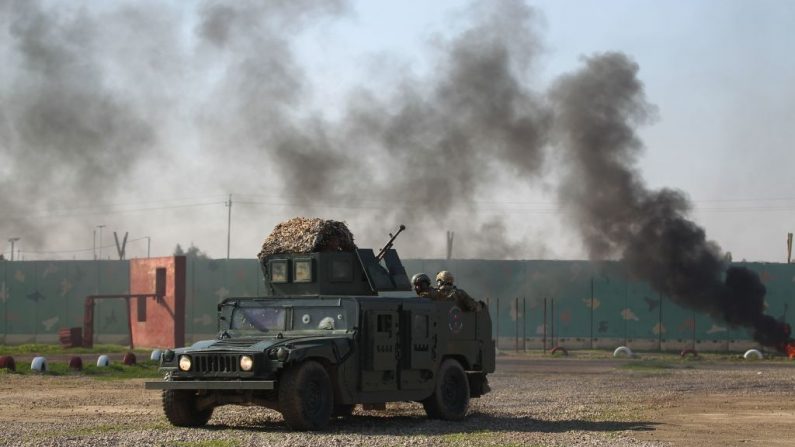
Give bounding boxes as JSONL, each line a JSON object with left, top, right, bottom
{"left": 442, "top": 432, "right": 548, "bottom": 447}
{"left": 1, "top": 359, "right": 162, "bottom": 379}
{"left": 26, "top": 423, "right": 127, "bottom": 443}
{"left": 442, "top": 430, "right": 494, "bottom": 445}
{"left": 174, "top": 441, "right": 240, "bottom": 447}
{"left": 506, "top": 349, "right": 795, "bottom": 363}
{"left": 60, "top": 424, "right": 123, "bottom": 436}
{"left": 584, "top": 407, "right": 640, "bottom": 423}
{"left": 82, "top": 362, "right": 164, "bottom": 380}
{"left": 0, "top": 343, "right": 152, "bottom": 356}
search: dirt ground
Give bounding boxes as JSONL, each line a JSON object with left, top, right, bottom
{"left": 1, "top": 354, "right": 794, "bottom": 446}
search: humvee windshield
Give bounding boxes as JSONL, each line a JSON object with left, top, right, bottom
{"left": 227, "top": 302, "right": 349, "bottom": 334}
{"left": 231, "top": 307, "right": 286, "bottom": 333}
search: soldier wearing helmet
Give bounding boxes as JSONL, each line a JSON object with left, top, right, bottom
{"left": 411, "top": 273, "right": 445, "bottom": 300}
{"left": 435, "top": 270, "right": 480, "bottom": 312}
{"left": 411, "top": 273, "right": 432, "bottom": 296}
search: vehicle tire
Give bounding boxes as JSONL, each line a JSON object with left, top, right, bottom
{"left": 279, "top": 361, "right": 333, "bottom": 430}
{"left": 162, "top": 389, "right": 213, "bottom": 427}
{"left": 332, "top": 404, "right": 355, "bottom": 418}
{"left": 422, "top": 358, "right": 470, "bottom": 420}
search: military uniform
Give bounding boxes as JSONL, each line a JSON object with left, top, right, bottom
{"left": 419, "top": 287, "right": 447, "bottom": 301}
{"left": 437, "top": 284, "right": 480, "bottom": 312}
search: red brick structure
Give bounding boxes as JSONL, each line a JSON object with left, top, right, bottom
{"left": 129, "top": 256, "right": 186, "bottom": 349}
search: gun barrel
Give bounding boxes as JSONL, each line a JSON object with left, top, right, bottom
{"left": 376, "top": 224, "right": 406, "bottom": 261}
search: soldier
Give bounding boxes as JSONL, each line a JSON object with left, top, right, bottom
{"left": 435, "top": 270, "right": 480, "bottom": 312}
{"left": 411, "top": 273, "right": 432, "bottom": 296}
{"left": 412, "top": 273, "right": 446, "bottom": 300}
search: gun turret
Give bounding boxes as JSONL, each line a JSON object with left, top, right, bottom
{"left": 376, "top": 224, "right": 406, "bottom": 262}
{"left": 258, "top": 219, "right": 411, "bottom": 296}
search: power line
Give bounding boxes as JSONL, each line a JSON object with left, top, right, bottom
{"left": 19, "top": 237, "right": 148, "bottom": 255}
{"left": 10, "top": 201, "right": 226, "bottom": 221}
{"left": 4, "top": 193, "right": 795, "bottom": 228}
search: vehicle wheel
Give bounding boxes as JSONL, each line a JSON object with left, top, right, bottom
{"left": 279, "top": 361, "right": 333, "bottom": 430}
{"left": 162, "top": 389, "right": 213, "bottom": 427}
{"left": 422, "top": 358, "right": 470, "bottom": 420}
{"left": 332, "top": 404, "right": 355, "bottom": 418}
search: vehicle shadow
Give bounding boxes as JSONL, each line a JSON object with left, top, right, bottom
{"left": 206, "top": 410, "right": 658, "bottom": 435}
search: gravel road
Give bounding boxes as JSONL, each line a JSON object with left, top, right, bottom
{"left": 1, "top": 355, "right": 794, "bottom": 446}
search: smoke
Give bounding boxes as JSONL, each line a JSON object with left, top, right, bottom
{"left": 1, "top": 0, "right": 788, "bottom": 347}
{"left": 192, "top": 0, "right": 550, "bottom": 257}
{"left": 0, "top": 0, "right": 551, "bottom": 259}
{"left": 194, "top": 0, "right": 350, "bottom": 204}
{"left": 0, "top": 0, "right": 352, "bottom": 252}
{"left": 548, "top": 53, "right": 790, "bottom": 349}
{"left": 305, "top": 0, "right": 550, "bottom": 255}
{"left": 0, "top": 1, "right": 159, "bottom": 246}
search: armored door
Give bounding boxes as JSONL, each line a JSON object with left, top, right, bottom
{"left": 361, "top": 309, "right": 399, "bottom": 392}
{"left": 399, "top": 303, "right": 436, "bottom": 390}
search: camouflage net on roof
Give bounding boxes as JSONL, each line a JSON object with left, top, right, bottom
{"left": 257, "top": 217, "right": 357, "bottom": 260}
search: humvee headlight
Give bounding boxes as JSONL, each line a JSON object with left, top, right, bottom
{"left": 178, "top": 355, "right": 192, "bottom": 371}
{"left": 240, "top": 355, "right": 254, "bottom": 371}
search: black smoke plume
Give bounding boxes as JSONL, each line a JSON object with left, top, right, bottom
{"left": 549, "top": 53, "right": 790, "bottom": 349}
{"left": 197, "top": 0, "right": 550, "bottom": 258}
{"left": 323, "top": 0, "right": 551, "bottom": 256}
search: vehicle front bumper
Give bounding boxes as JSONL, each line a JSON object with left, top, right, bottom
{"left": 145, "top": 380, "right": 276, "bottom": 390}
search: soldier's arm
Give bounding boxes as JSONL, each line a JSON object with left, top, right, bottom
{"left": 455, "top": 289, "right": 479, "bottom": 312}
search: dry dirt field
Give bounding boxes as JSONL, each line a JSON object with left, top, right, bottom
{"left": 1, "top": 354, "right": 794, "bottom": 447}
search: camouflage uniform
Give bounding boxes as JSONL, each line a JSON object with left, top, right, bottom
{"left": 437, "top": 284, "right": 480, "bottom": 312}
{"left": 419, "top": 287, "right": 447, "bottom": 301}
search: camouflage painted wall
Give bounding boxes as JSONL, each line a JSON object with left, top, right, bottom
{"left": 0, "top": 260, "right": 129, "bottom": 344}
{"left": 1, "top": 258, "right": 793, "bottom": 351}
{"left": 404, "top": 260, "right": 794, "bottom": 351}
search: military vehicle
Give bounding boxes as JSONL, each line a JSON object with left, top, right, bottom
{"left": 145, "top": 225, "right": 495, "bottom": 430}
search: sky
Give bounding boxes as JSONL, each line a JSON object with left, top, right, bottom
{"left": 1, "top": 0, "right": 794, "bottom": 262}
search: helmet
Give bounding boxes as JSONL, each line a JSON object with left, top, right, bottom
{"left": 436, "top": 270, "right": 454, "bottom": 286}
{"left": 411, "top": 273, "right": 431, "bottom": 288}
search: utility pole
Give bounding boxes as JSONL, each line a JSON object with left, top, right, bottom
{"left": 93, "top": 229, "right": 97, "bottom": 260}
{"left": 446, "top": 231, "right": 454, "bottom": 260}
{"left": 8, "top": 237, "right": 19, "bottom": 261}
{"left": 145, "top": 236, "right": 151, "bottom": 258}
{"left": 226, "top": 194, "right": 232, "bottom": 260}
{"left": 97, "top": 225, "right": 106, "bottom": 260}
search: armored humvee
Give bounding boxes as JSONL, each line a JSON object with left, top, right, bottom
{"left": 145, "top": 243, "right": 495, "bottom": 430}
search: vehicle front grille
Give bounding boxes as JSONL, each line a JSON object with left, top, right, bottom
{"left": 193, "top": 354, "right": 239, "bottom": 374}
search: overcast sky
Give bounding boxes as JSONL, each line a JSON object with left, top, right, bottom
{"left": 1, "top": 0, "right": 793, "bottom": 262}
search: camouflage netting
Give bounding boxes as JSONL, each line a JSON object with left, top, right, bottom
{"left": 257, "top": 217, "right": 357, "bottom": 260}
